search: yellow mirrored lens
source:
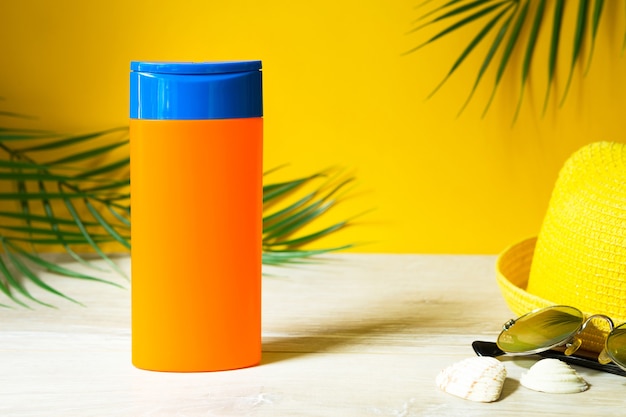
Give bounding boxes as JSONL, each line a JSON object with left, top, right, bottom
{"left": 497, "top": 306, "right": 583, "bottom": 353}
{"left": 606, "top": 323, "right": 626, "bottom": 369}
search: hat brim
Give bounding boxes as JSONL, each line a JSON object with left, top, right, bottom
{"left": 495, "top": 237, "right": 553, "bottom": 316}
{"left": 496, "top": 237, "right": 611, "bottom": 354}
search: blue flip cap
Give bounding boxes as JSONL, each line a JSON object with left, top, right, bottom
{"left": 130, "top": 61, "right": 263, "bottom": 120}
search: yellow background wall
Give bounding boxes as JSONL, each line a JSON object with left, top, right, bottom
{"left": 0, "top": 1, "right": 625, "bottom": 254}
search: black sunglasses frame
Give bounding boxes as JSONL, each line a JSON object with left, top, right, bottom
{"left": 472, "top": 340, "right": 626, "bottom": 377}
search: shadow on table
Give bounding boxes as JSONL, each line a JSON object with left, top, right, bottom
{"left": 499, "top": 378, "right": 520, "bottom": 401}
{"left": 260, "top": 306, "right": 444, "bottom": 365}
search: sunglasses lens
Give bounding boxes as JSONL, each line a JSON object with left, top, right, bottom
{"left": 497, "top": 306, "right": 584, "bottom": 354}
{"left": 606, "top": 323, "right": 626, "bottom": 369}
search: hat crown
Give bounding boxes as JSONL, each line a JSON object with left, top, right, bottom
{"left": 527, "top": 142, "right": 626, "bottom": 319}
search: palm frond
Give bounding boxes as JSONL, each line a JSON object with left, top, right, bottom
{"left": 481, "top": 0, "right": 529, "bottom": 116}
{"left": 431, "top": 3, "right": 515, "bottom": 101}
{"left": 262, "top": 168, "right": 359, "bottom": 253}
{"left": 0, "top": 114, "right": 359, "bottom": 307}
{"left": 408, "top": 0, "right": 621, "bottom": 121}
{"left": 513, "top": 0, "right": 546, "bottom": 121}
{"left": 584, "top": 0, "right": 604, "bottom": 74}
{"left": 0, "top": 116, "right": 131, "bottom": 307}
{"left": 458, "top": 2, "right": 518, "bottom": 114}
{"left": 542, "top": 0, "right": 565, "bottom": 114}
{"left": 559, "top": 0, "right": 588, "bottom": 106}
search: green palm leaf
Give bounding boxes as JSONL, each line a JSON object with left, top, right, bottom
{"left": 432, "top": 3, "right": 514, "bottom": 101}
{"left": 6, "top": 241, "right": 121, "bottom": 287}
{"left": 542, "top": 0, "right": 565, "bottom": 114}
{"left": 406, "top": 0, "right": 509, "bottom": 55}
{"left": 59, "top": 183, "right": 129, "bottom": 280}
{"left": 459, "top": 3, "right": 517, "bottom": 114}
{"left": 1, "top": 237, "right": 80, "bottom": 307}
{"left": 17, "top": 128, "right": 125, "bottom": 152}
{"left": 408, "top": 0, "right": 619, "bottom": 121}
{"left": 0, "top": 115, "right": 359, "bottom": 307}
{"left": 585, "top": 0, "right": 604, "bottom": 74}
{"left": 0, "top": 247, "right": 42, "bottom": 308}
{"left": 559, "top": 0, "right": 588, "bottom": 106}
{"left": 262, "top": 168, "right": 360, "bottom": 252}
{"left": 0, "top": 118, "right": 132, "bottom": 306}
{"left": 513, "top": 0, "right": 546, "bottom": 121}
{"left": 482, "top": 0, "right": 529, "bottom": 116}
{"left": 37, "top": 180, "right": 108, "bottom": 272}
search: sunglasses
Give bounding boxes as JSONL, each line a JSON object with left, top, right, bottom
{"left": 472, "top": 305, "right": 626, "bottom": 377}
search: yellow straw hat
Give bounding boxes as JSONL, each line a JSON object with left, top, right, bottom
{"left": 496, "top": 141, "right": 626, "bottom": 354}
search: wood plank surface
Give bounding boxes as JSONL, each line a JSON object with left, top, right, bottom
{"left": 1, "top": 254, "right": 624, "bottom": 416}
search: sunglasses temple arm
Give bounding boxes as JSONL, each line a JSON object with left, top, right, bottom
{"left": 472, "top": 341, "right": 626, "bottom": 378}
{"left": 472, "top": 340, "right": 507, "bottom": 357}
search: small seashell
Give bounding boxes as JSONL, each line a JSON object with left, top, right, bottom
{"left": 520, "top": 359, "right": 588, "bottom": 394}
{"left": 435, "top": 357, "right": 507, "bottom": 402}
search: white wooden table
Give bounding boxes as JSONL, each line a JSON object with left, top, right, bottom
{"left": 1, "top": 254, "right": 624, "bottom": 416}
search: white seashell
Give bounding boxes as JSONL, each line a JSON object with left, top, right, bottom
{"left": 520, "top": 359, "right": 588, "bottom": 394}
{"left": 435, "top": 357, "right": 507, "bottom": 402}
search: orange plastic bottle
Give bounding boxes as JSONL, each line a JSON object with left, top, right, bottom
{"left": 130, "top": 61, "right": 263, "bottom": 372}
